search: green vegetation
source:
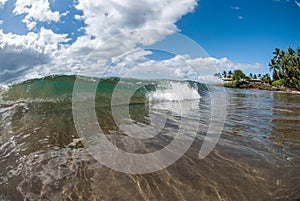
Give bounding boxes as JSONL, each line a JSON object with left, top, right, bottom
{"left": 231, "top": 70, "right": 246, "bottom": 85}
{"left": 271, "top": 79, "right": 285, "bottom": 87}
{"left": 223, "top": 82, "right": 236, "bottom": 88}
{"left": 269, "top": 47, "right": 300, "bottom": 90}
{"left": 216, "top": 47, "right": 300, "bottom": 91}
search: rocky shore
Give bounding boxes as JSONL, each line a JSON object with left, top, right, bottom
{"left": 224, "top": 83, "right": 300, "bottom": 94}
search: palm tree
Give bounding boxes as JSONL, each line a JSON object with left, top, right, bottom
{"left": 214, "top": 72, "right": 222, "bottom": 78}
{"left": 269, "top": 48, "right": 282, "bottom": 80}
{"left": 262, "top": 74, "right": 271, "bottom": 84}
{"left": 232, "top": 70, "right": 246, "bottom": 86}
{"left": 269, "top": 47, "right": 300, "bottom": 89}
{"left": 222, "top": 71, "right": 227, "bottom": 78}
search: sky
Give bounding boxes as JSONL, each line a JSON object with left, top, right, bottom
{"left": 0, "top": 0, "right": 299, "bottom": 83}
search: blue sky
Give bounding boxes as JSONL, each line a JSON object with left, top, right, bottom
{"left": 176, "top": 0, "right": 300, "bottom": 74}
{"left": 0, "top": 0, "right": 299, "bottom": 83}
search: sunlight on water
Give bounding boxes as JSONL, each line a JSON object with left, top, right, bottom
{"left": 0, "top": 76, "right": 299, "bottom": 200}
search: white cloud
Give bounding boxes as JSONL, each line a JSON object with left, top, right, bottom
{"left": 0, "top": 28, "right": 70, "bottom": 83}
{"left": 0, "top": 28, "right": 69, "bottom": 53}
{"left": 0, "top": 0, "right": 8, "bottom": 7}
{"left": 75, "top": 0, "right": 197, "bottom": 42}
{"left": 74, "top": 14, "right": 85, "bottom": 21}
{"left": 231, "top": 6, "right": 240, "bottom": 10}
{"left": 295, "top": 0, "right": 300, "bottom": 7}
{"left": 1, "top": 0, "right": 199, "bottom": 83}
{"left": 61, "top": 11, "right": 70, "bottom": 17}
{"left": 0, "top": 20, "right": 3, "bottom": 25}
{"left": 31, "top": 0, "right": 199, "bottom": 79}
{"left": 102, "top": 51, "right": 262, "bottom": 82}
{"left": 238, "top": 16, "right": 244, "bottom": 20}
{"left": 186, "top": 56, "right": 262, "bottom": 71}
{"left": 0, "top": 26, "right": 263, "bottom": 84}
{"left": 201, "top": 75, "right": 223, "bottom": 84}
{"left": 61, "top": 0, "right": 199, "bottom": 75}
{"left": 0, "top": 0, "right": 263, "bottom": 84}
{"left": 13, "top": 0, "right": 61, "bottom": 30}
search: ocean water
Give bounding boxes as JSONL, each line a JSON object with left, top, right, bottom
{"left": 0, "top": 75, "right": 299, "bottom": 200}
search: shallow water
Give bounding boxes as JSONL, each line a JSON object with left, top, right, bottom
{"left": 0, "top": 81, "right": 299, "bottom": 200}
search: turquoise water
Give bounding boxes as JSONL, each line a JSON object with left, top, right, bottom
{"left": 0, "top": 76, "right": 299, "bottom": 200}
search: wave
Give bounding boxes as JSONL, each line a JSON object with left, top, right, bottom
{"left": 1, "top": 75, "right": 207, "bottom": 103}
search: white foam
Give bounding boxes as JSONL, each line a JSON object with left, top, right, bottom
{"left": 0, "top": 84, "right": 9, "bottom": 100}
{"left": 148, "top": 82, "right": 200, "bottom": 102}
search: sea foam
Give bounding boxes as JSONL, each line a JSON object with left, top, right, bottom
{"left": 147, "top": 82, "right": 200, "bottom": 102}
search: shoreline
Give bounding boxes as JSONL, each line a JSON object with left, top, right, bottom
{"left": 218, "top": 83, "right": 300, "bottom": 94}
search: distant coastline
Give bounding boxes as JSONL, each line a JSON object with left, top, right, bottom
{"left": 213, "top": 47, "right": 300, "bottom": 94}
{"left": 221, "top": 82, "right": 300, "bottom": 94}
{"left": 212, "top": 82, "right": 300, "bottom": 94}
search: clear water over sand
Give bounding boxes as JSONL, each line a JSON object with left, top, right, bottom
{"left": 0, "top": 77, "right": 299, "bottom": 200}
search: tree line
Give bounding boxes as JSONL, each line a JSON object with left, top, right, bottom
{"left": 214, "top": 70, "right": 272, "bottom": 85}
{"left": 215, "top": 47, "right": 300, "bottom": 90}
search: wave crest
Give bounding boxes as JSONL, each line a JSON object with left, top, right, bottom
{"left": 148, "top": 82, "right": 201, "bottom": 102}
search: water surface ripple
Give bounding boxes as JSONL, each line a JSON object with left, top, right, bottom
{"left": 0, "top": 85, "right": 299, "bottom": 201}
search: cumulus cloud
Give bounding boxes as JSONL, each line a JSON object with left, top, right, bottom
{"left": 0, "top": 28, "right": 70, "bottom": 83}
{"left": 187, "top": 56, "right": 262, "bottom": 71}
{"left": 0, "top": 0, "right": 8, "bottom": 7}
{"left": 7, "top": 0, "right": 197, "bottom": 70}
{"left": 61, "top": 11, "right": 70, "bottom": 17}
{"left": 23, "top": 0, "right": 198, "bottom": 79}
{"left": 0, "top": 28, "right": 69, "bottom": 54}
{"left": 13, "top": 0, "right": 61, "bottom": 30}
{"left": 0, "top": 0, "right": 263, "bottom": 84}
{"left": 49, "top": 0, "right": 198, "bottom": 72}
{"left": 0, "top": 47, "right": 49, "bottom": 83}
{"left": 75, "top": 0, "right": 197, "bottom": 41}
{"left": 102, "top": 51, "right": 262, "bottom": 82}
{"left": 74, "top": 14, "right": 85, "bottom": 21}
